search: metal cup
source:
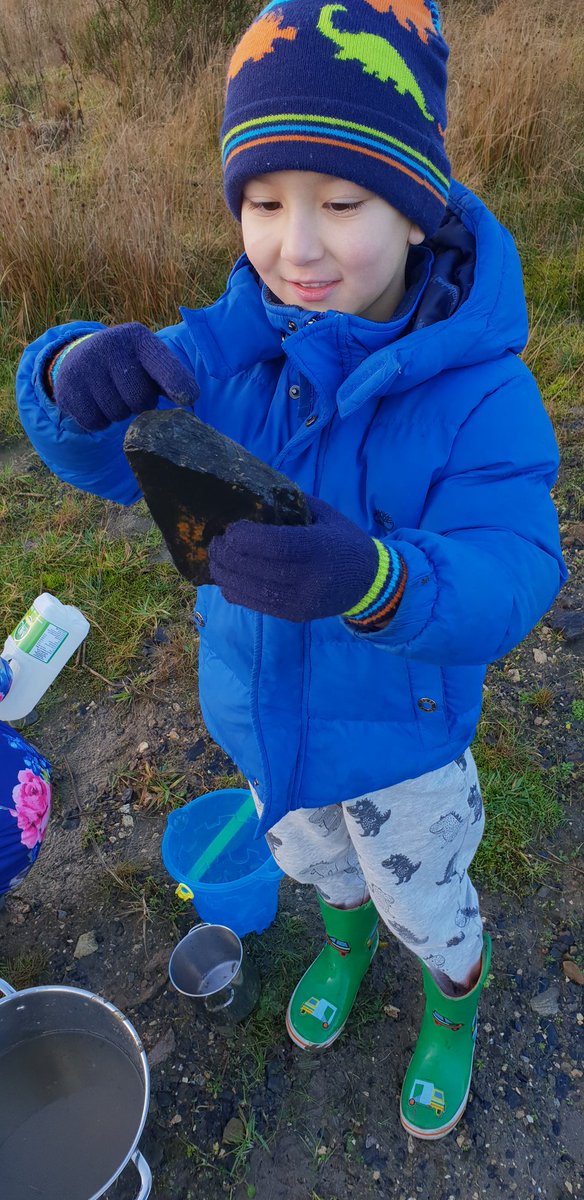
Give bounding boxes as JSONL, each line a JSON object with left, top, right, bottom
{"left": 168, "top": 923, "right": 260, "bottom": 1025}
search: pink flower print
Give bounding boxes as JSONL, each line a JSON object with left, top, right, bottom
{"left": 10, "top": 769, "right": 52, "bottom": 850}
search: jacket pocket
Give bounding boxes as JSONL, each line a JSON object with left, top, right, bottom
{"left": 407, "top": 661, "right": 449, "bottom": 749}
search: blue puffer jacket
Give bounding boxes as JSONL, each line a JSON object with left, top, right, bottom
{"left": 17, "top": 182, "right": 566, "bottom": 832}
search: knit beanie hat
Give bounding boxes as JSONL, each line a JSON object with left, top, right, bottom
{"left": 221, "top": 0, "right": 450, "bottom": 236}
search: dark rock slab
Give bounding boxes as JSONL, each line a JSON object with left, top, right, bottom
{"left": 124, "top": 409, "right": 311, "bottom": 584}
{"left": 548, "top": 608, "right": 584, "bottom": 641}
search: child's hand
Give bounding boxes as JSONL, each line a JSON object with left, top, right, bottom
{"left": 209, "top": 496, "right": 384, "bottom": 622}
{"left": 48, "top": 323, "right": 200, "bottom": 432}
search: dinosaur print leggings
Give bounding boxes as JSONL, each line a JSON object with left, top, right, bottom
{"left": 252, "top": 750, "right": 485, "bottom": 985}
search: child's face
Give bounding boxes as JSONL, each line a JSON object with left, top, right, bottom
{"left": 241, "top": 170, "right": 424, "bottom": 323}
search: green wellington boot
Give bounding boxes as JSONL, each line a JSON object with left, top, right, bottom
{"left": 400, "top": 933, "right": 492, "bottom": 1140}
{"left": 286, "top": 896, "right": 379, "bottom": 1050}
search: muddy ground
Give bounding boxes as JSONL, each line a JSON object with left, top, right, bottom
{"left": 1, "top": 443, "right": 583, "bottom": 1200}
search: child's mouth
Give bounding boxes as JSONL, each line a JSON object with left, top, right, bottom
{"left": 287, "top": 280, "right": 339, "bottom": 303}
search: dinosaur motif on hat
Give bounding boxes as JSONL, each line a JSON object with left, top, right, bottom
{"left": 364, "top": 0, "right": 438, "bottom": 44}
{"left": 317, "top": 4, "right": 434, "bottom": 121}
{"left": 228, "top": 11, "right": 298, "bottom": 82}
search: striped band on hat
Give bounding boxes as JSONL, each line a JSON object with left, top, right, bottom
{"left": 222, "top": 111, "right": 450, "bottom": 207}
{"left": 221, "top": 1, "right": 451, "bottom": 235}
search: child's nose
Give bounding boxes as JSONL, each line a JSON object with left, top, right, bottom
{"left": 280, "top": 214, "right": 322, "bottom": 265}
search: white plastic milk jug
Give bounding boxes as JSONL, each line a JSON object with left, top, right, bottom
{"left": 0, "top": 593, "right": 90, "bottom": 720}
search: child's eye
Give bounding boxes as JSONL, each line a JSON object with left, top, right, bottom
{"left": 245, "top": 200, "right": 281, "bottom": 212}
{"left": 327, "top": 201, "right": 364, "bottom": 213}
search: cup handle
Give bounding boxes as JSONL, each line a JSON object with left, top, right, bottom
{"left": 130, "top": 1150, "right": 152, "bottom": 1200}
{"left": 0, "top": 978, "right": 16, "bottom": 999}
{"left": 206, "top": 985, "right": 234, "bottom": 1013}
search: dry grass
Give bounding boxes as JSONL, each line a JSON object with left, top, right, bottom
{"left": 446, "top": 0, "right": 583, "bottom": 192}
{"left": 0, "top": 54, "right": 239, "bottom": 340}
{"left": 0, "top": 0, "right": 582, "bottom": 349}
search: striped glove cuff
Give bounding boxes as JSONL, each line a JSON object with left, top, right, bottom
{"left": 343, "top": 539, "right": 407, "bottom": 633}
{"left": 46, "top": 333, "right": 95, "bottom": 395}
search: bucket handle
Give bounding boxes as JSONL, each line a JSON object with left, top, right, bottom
{"left": 0, "top": 978, "right": 15, "bottom": 998}
{"left": 131, "top": 1150, "right": 152, "bottom": 1200}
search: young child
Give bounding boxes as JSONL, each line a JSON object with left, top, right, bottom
{"left": 0, "top": 658, "right": 52, "bottom": 902}
{"left": 16, "top": 0, "right": 565, "bottom": 1138}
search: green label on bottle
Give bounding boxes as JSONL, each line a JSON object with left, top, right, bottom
{"left": 11, "top": 606, "right": 69, "bottom": 663}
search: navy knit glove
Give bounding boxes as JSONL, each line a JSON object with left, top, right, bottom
{"left": 48, "top": 323, "right": 199, "bottom": 432}
{"left": 208, "top": 496, "right": 407, "bottom": 628}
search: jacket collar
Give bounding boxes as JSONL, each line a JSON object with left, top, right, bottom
{"left": 179, "top": 247, "right": 432, "bottom": 415}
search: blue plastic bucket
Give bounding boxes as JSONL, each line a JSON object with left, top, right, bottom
{"left": 161, "top": 789, "right": 283, "bottom": 937}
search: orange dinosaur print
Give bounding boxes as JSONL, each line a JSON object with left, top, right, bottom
{"left": 364, "top": 0, "right": 436, "bottom": 44}
{"left": 227, "top": 12, "right": 298, "bottom": 82}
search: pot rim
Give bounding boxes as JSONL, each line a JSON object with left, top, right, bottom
{"left": 0, "top": 980, "right": 151, "bottom": 1200}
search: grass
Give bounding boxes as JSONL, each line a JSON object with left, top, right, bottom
{"left": 227, "top": 1108, "right": 270, "bottom": 1183}
{"left": 472, "top": 712, "right": 565, "bottom": 893}
{"left": 237, "top": 913, "right": 311, "bottom": 1084}
{"left": 519, "top": 688, "right": 555, "bottom": 711}
{"left": 0, "top": 460, "right": 194, "bottom": 683}
{"left": 111, "top": 759, "right": 189, "bottom": 811}
{"left": 0, "top": 337, "right": 21, "bottom": 447}
{"left": 80, "top": 814, "right": 106, "bottom": 849}
{"left": 0, "top": 949, "right": 49, "bottom": 990}
{"left": 96, "top": 858, "right": 185, "bottom": 927}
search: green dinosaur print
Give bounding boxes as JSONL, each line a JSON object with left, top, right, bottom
{"left": 317, "top": 4, "right": 434, "bottom": 122}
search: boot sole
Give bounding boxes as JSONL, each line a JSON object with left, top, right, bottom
{"left": 400, "top": 1080, "right": 471, "bottom": 1140}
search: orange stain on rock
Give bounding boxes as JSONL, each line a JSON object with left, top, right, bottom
{"left": 176, "top": 514, "right": 208, "bottom": 565}
{"left": 228, "top": 12, "right": 298, "bottom": 81}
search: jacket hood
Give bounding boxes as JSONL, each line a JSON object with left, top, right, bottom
{"left": 180, "top": 180, "right": 529, "bottom": 417}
